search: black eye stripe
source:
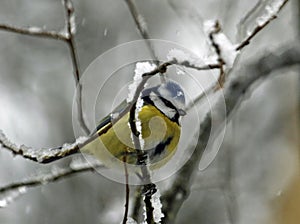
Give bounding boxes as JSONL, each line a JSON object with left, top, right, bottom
{"left": 142, "top": 94, "right": 180, "bottom": 125}
{"left": 159, "top": 96, "right": 177, "bottom": 111}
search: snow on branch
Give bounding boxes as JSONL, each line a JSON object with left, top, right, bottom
{"left": 0, "top": 130, "right": 87, "bottom": 163}
{"left": 161, "top": 45, "right": 300, "bottom": 223}
{"left": 127, "top": 62, "right": 156, "bottom": 103}
{"left": 150, "top": 190, "right": 164, "bottom": 223}
{"left": 0, "top": 24, "right": 67, "bottom": 40}
{"left": 110, "top": 61, "right": 172, "bottom": 126}
{"left": 0, "top": 160, "right": 103, "bottom": 208}
{"left": 0, "top": 56, "right": 218, "bottom": 165}
{"left": 127, "top": 62, "right": 159, "bottom": 224}
{"left": 204, "top": 20, "right": 237, "bottom": 88}
{"left": 204, "top": 20, "right": 237, "bottom": 68}
{"left": 236, "top": 0, "right": 289, "bottom": 51}
{"left": 0, "top": 0, "right": 89, "bottom": 135}
{"left": 167, "top": 49, "right": 221, "bottom": 71}
{"left": 63, "top": 0, "right": 77, "bottom": 36}
{"left": 0, "top": 61, "right": 166, "bottom": 164}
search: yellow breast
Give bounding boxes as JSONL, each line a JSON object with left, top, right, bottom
{"left": 80, "top": 105, "right": 181, "bottom": 170}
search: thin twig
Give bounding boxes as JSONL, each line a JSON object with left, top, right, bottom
{"left": 124, "top": 0, "right": 158, "bottom": 64}
{"left": 208, "top": 21, "right": 226, "bottom": 88}
{"left": 63, "top": 0, "right": 80, "bottom": 83}
{"left": 144, "top": 190, "right": 155, "bottom": 224}
{"left": 161, "top": 46, "right": 300, "bottom": 223}
{"left": 131, "top": 186, "right": 143, "bottom": 222}
{"left": 236, "top": 0, "right": 289, "bottom": 51}
{"left": 128, "top": 88, "right": 156, "bottom": 224}
{"left": 0, "top": 162, "right": 103, "bottom": 194}
{"left": 122, "top": 157, "right": 130, "bottom": 224}
{"left": 0, "top": 1, "right": 90, "bottom": 135}
{"left": 236, "top": 0, "right": 265, "bottom": 42}
{"left": 0, "top": 24, "right": 67, "bottom": 40}
{"left": 124, "top": 0, "right": 168, "bottom": 85}
{"left": 62, "top": 0, "right": 90, "bottom": 135}
{"left": 175, "top": 61, "right": 221, "bottom": 71}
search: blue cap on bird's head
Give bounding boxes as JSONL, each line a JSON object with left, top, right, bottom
{"left": 142, "top": 80, "right": 186, "bottom": 117}
{"left": 158, "top": 81, "right": 185, "bottom": 112}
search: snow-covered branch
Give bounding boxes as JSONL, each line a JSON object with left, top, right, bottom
{"left": 0, "top": 23, "right": 67, "bottom": 40}
{"left": 236, "top": 0, "right": 289, "bottom": 51}
{"left": 161, "top": 45, "right": 300, "bottom": 223}
{"left": 0, "top": 130, "right": 87, "bottom": 163}
{"left": 0, "top": 160, "right": 103, "bottom": 207}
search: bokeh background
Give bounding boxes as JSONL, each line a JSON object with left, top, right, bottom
{"left": 0, "top": 0, "right": 299, "bottom": 223}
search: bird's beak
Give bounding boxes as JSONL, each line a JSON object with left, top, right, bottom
{"left": 178, "top": 109, "right": 187, "bottom": 116}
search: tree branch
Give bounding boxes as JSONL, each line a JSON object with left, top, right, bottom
{"left": 236, "top": 0, "right": 289, "bottom": 51}
{"left": 0, "top": 24, "right": 67, "bottom": 40}
{"left": 175, "top": 61, "right": 221, "bottom": 71}
{"left": 0, "top": 161, "right": 103, "bottom": 207}
{"left": 161, "top": 45, "right": 300, "bottom": 223}
{"left": 187, "top": 0, "right": 290, "bottom": 107}
{"left": 0, "top": 0, "right": 90, "bottom": 135}
{"left": 122, "top": 159, "right": 130, "bottom": 224}
{"left": 237, "top": 0, "right": 265, "bottom": 42}
{"left": 0, "top": 57, "right": 218, "bottom": 164}
{"left": 207, "top": 21, "right": 226, "bottom": 88}
{"left": 124, "top": 0, "right": 158, "bottom": 63}
{"left": 0, "top": 130, "right": 88, "bottom": 163}
{"left": 62, "top": 0, "right": 90, "bottom": 135}
{"left": 131, "top": 185, "right": 143, "bottom": 221}
{"left": 0, "top": 162, "right": 102, "bottom": 193}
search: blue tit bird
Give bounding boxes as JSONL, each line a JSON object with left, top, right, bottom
{"left": 80, "top": 80, "right": 186, "bottom": 170}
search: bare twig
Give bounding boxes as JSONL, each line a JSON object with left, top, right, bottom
{"left": 237, "top": 0, "right": 266, "bottom": 42}
{"left": 0, "top": 162, "right": 103, "bottom": 196}
{"left": 161, "top": 45, "right": 300, "bottom": 223}
{"left": 131, "top": 186, "right": 143, "bottom": 222}
{"left": 208, "top": 21, "right": 226, "bottom": 88}
{"left": 63, "top": 0, "right": 80, "bottom": 83}
{"left": 124, "top": 0, "right": 168, "bottom": 85}
{"left": 122, "top": 157, "right": 130, "bottom": 224}
{"left": 0, "top": 1, "right": 90, "bottom": 135}
{"left": 62, "top": 0, "right": 90, "bottom": 135}
{"left": 124, "top": 0, "right": 158, "bottom": 63}
{"left": 175, "top": 61, "right": 221, "bottom": 71}
{"left": 0, "top": 24, "right": 67, "bottom": 40}
{"left": 236, "top": 0, "right": 289, "bottom": 51}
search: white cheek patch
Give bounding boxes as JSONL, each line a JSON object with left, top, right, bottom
{"left": 150, "top": 92, "right": 176, "bottom": 119}
{"left": 158, "top": 84, "right": 185, "bottom": 110}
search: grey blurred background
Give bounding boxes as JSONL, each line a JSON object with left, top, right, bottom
{"left": 0, "top": 0, "right": 299, "bottom": 223}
